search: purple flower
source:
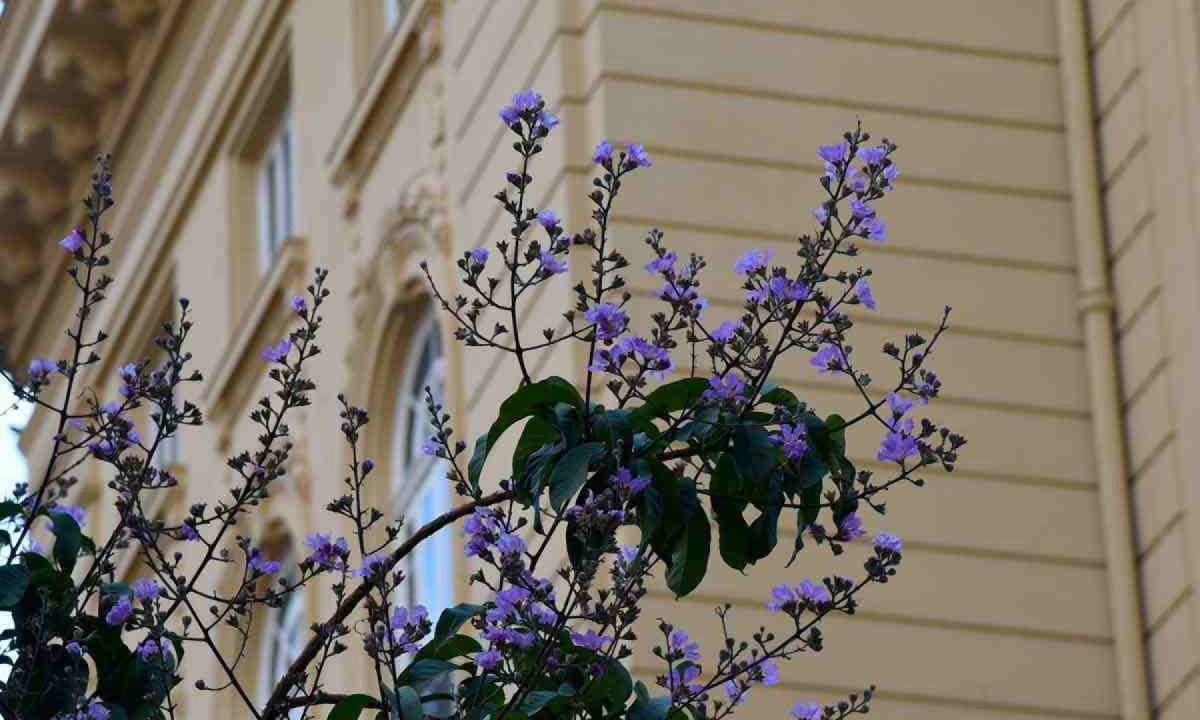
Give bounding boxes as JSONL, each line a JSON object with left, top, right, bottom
{"left": 626, "top": 143, "right": 652, "bottom": 168}
{"left": 389, "top": 605, "right": 431, "bottom": 651}
{"left": 66, "top": 641, "right": 83, "bottom": 656}
{"left": 570, "top": 629, "right": 612, "bottom": 651}
{"left": 87, "top": 702, "right": 111, "bottom": 720}
{"left": 59, "top": 228, "right": 86, "bottom": 253}
{"left": 762, "top": 275, "right": 811, "bottom": 303}
{"left": 613, "top": 467, "right": 650, "bottom": 494}
{"left": 837, "top": 512, "right": 866, "bottom": 541}
{"left": 733, "top": 248, "right": 773, "bottom": 275}
{"left": 496, "top": 533, "right": 525, "bottom": 556}
{"left": 593, "top": 139, "right": 614, "bottom": 165}
{"left": 853, "top": 278, "right": 876, "bottom": 310}
{"left": 645, "top": 251, "right": 677, "bottom": 275}
{"left": 262, "top": 338, "right": 291, "bottom": 364}
{"left": 132, "top": 579, "right": 161, "bottom": 601}
{"left": 105, "top": 595, "right": 132, "bottom": 626}
{"left": 179, "top": 522, "right": 200, "bottom": 542}
{"left": 862, "top": 216, "right": 887, "bottom": 242}
{"left": 849, "top": 198, "right": 874, "bottom": 220}
{"left": 701, "top": 373, "right": 747, "bottom": 404}
{"left": 421, "top": 437, "right": 441, "bottom": 457}
{"left": 101, "top": 401, "right": 122, "bottom": 417}
{"left": 475, "top": 648, "right": 503, "bottom": 670}
{"left": 250, "top": 549, "right": 281, "bottom": 575}
{"left": 536, "top": 209, "right": 560, "bottom": 230}
{"left": 135, "top": 638, "right": 166, "bottom": 661}
{"left": 469, "top": 247, "right": 490, "bottom": 265}
{"left": 724, "top": 680, "right": 749, "bottom": 706}
{"left": 584, "top": 303, "right": 628, "bottom": 342}
{"left": 882, "top": 162, "right": 900, "bottom": 186}
{"left": 539, "top": 250, "right": 568, "bottom": 276}
{"left": 766, "top": 584, "right": 795, "bottom": 612}
{"left": 711, "top": 320, "right": 742, "bottom": 343}
{"left": 290, "top": 295, "right": 307, "bottom": 315}
{"left": 357, "top": 553, "right": 387, "bottom": 578}
{"left": 28, "top": 358, "right": 55, "bottom": 381}
{"left": 857, "top": 144, "right": 887, "bottom": 165}
{"left": 126, "top": 427, "right": 141, "bottom": 445}
{"left": 305, "top": 533, "right": 349, "bottom": 571}
{"left": 885, "top": 392, "right": 914, "bottom": 419}
{"left": 875, "top": 532, "right": 903, "bottom": 553}
{"left": 812, "top": 204, "right": 829, "bottom": 224}
{"left": 668, "top": 629, "right": 701, "bottom": 662}
{"left": 759, "top": 659, "right": 780, "bottom": 686}
{"left": 809, "top": 344, "right": 846, "bottom": 374}
{"left": 846, "top": 169, "right": 869, "bottom": 193}
{"left": 88, "top": 439, "right": 117, "bottom": 459}
{"left": 57, "top": 505, "right": 87, "bottom": 527}
{"left": 797, "top": 579, "right": 831, "bottom": 606}
{"left": 667, "top": 664, "right": 703, "bottom": 701}
{"left": 818, "top": 141, "right": 849, "bottom": 164}
{"left": 791, "top": 701, "right": 823, "bottom": 720}
{"left": 770, "top": 423, "right": 808, "bottom": 461}
{"left": 499, "top": 90, "right": 542, "bottom": 125}
{"left": 914, "top": 370, "right": 940, "bottom": 402}
{"left": 617, "top": 545, "right": 639, "bottom": 566}
{"left": 538, "top": 109, "right": 560, "bottom": 131}
{"left": 876, "top": 418, "right": 919, "bottom": 463}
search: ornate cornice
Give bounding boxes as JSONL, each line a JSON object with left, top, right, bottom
{"left": 0, "top": 0, "right": 174, "bottom": 355}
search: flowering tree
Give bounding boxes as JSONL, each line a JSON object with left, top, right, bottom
{"left": 0, "top": 90, "right": 964, "bottom": 720}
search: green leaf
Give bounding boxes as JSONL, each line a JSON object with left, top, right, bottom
{"left": 629, "top": 681, "right": 671, "bottom": 720}
{"left": 710, "top": 455, "right": 750, "bottom": 571}
{"left": 635, "top": 378, "right": 710, "bottom": 419}
{"left": 583, "top": 657, "right": 633, "bottom": 709}
{"left": 548, "top": 442, "right": 605, "bottom": 511}
{"left": 666, "top": 503, "right": 711, "bottom": 598}
{"left": 0, "top": 565, "right": 29, "bottom": 609}
{"left": 0, "top": 500, "right": 24, "bottom": 521}
{"left": 398, "top": 658, "right": 456, "bottom": 687}
{"left": 47, "top": 511, "right": 83, "bottom": 574}
{"left": 434, "top": 603, "right": 481, "bottom": 639}
{"left": 419, "top": 634, "right": 481, "bottom": 662}
{"left": 468, "top": 377, "right": 583, "bottom": 490}
{"left": 732, "top": 424, "right": 781, "bottom": 487}
{"left": 511, "top": 415, "right": 560, "bottom": 485}
{"left": 761, "top": 385, "right": 800, "bottom": 408}
{"left": 328, "top": 693, "right": 376, "bottom": 720}
{"left": 393, "top": 686, "right": 425, "bottom": 720}
{"left": 519, "top": 689, "right": 567, "bottom": 715}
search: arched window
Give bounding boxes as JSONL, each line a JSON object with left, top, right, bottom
{"left": 258, "top": 552, "right": 305, "bottom": 719}
{"left": 392, "top": 311, "right": 453, "bottom": 619}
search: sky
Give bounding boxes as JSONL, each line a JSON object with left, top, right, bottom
{"left": 0, "top": 382, "right": 31, "bottom": 500}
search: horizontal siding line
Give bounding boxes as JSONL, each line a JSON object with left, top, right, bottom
{"left": 1115, "top": 282, "right": 1161, "bottom": 339}
{"left": 1120, "top": 356, "right": 1169, "bottom": 413}
{"left": 1144, "top": 582, "right": 1192, "bottom": 636}
{"left": 1107, "top": 210, "right": 1155, "bottom": 264}
{"left": 650, "top": 145, "right": 1071, "bottom": 201}
{"left": 455, "top": 36, "right": 569, "bottom": 200}
{"left": 1129, "top": 430, "right": 1176, "bottom": 480}
{"left": 624, "top": 671, "right": 1121, "bottom": 720}
{"left": 1156, "top": 663, "right": 1200, "bottom": 714}
{"left": 1135, "top": 509, "right": 1184, "bottom": 564}
{"left": 1096, "top": 66, "right": 1142, "bottom": 122}
{"left": 603, "top": 70, "right": 1066, "bottom": 133}
{"left": 615, "top": 215, "right": 1077, "bottom": 274}
{"left": 600, "top": 1, "right": 1060, "bottom": 64}
{"left": 669, "top": 590, "right": 1113, "bottom": 645}
{"left": 899, "top": 539, "right": 1104, "bottom": 569}
{"left": 1090, "top": 0, "right": 1136, "bottom": 56}
{"left": 450, "top": 1, "right": 496, "bottom": 71}
{"left": 646, "top": 290, "right": 1084, "bottom": 348}
{"left": 730, "top": 370, "right": 1090, "bottom": 421}
{"left": 1100, "top": 132, "right": 1148, "bottom": 189}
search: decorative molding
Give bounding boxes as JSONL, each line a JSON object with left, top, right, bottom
{"left": 345, "top": 176, "right": 451, "bottom": 399}
{"left": 0, "top": 0, "right": 176, "bottom": 351}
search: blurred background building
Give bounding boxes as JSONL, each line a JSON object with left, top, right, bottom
{"left": 0, "top": 1, "right": 1197, "bottom": 719}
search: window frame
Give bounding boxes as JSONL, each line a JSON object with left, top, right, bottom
{"left": 256, "top": 110, "right": 295, "bottom": 273}
{"left": 390, "top": 311, "right": 453, "bottom": 619}
{"left": 257, "top": 557, "right": 306, "bottom": 718}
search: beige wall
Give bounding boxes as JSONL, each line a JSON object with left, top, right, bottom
{"left": 10, "top": 0, "right": 1200, "bottom": 718}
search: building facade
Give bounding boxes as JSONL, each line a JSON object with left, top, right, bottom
{"left": 2, "top": 1, "right": 1200, "bottom": 719}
